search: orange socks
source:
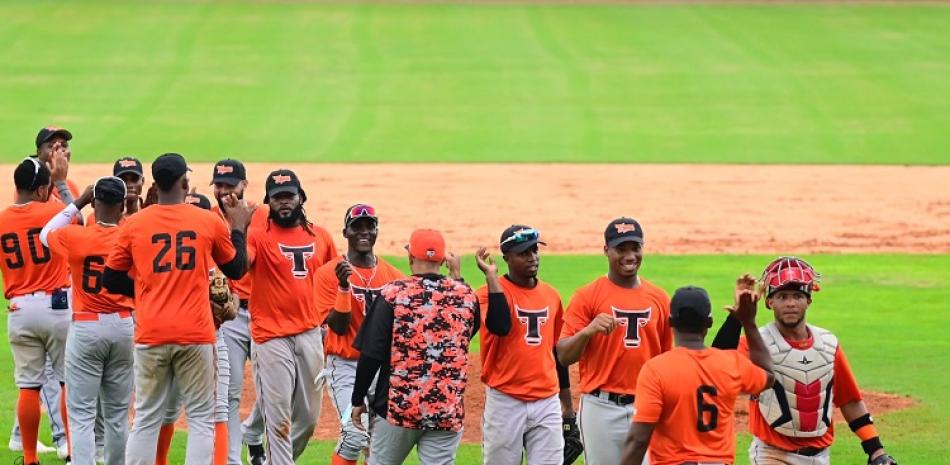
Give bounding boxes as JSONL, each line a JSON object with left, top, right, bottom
{"left": 332, "top": 452, "right": 358, "bottom": 465}
{"left": 59, "top": 385, "right": 71, "bottom": 458}
{"left": 214, "top": 422, "right": 228, "bottom": 465}
{"left": 155, "top": 423, "right": 175, "bottom": 465}
{"left": 17, "top": 389, "right": 41, "bottom": 464}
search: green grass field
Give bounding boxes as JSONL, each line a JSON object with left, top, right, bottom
{"left": 0, "top": 254, "right": 947, "bottom": 464}
{"left": 2, "top": 2, "right": 949, "bottom": 164}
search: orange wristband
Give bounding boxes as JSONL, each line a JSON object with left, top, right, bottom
{"left": 856, "top": 424, "right": 879, "bottom": 442}
{"left": 334, "top": 288, "right": 352, "bottom": 314}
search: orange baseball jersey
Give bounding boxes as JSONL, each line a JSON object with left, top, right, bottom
{"left": 476, "top": 276, "right": 564, "bottom": 401}
{"left": 247, "top": 221, "right": 337, "bottom": 344}
{"left": 46, "top": 224, "right": 134, "bottom": 313}
{"left": 559, "top": 276, "right": 672, "bottom": 395}
{"left": 738, "top": 336, "right": 862, "bottom": 451}
{"left": 633, "top": 347, "right": 770, "bottom": 465}
{"left": 211, "top": 203, "right": 269, "bottom": 299}
{"left": 105, "top": 203, "right": 236, "bottom": 346}
{"left": 0, "top": 201, "right": 71, "bottom": 299}
{"left": 314, "top": 256, "right": 405, "bottom": 359}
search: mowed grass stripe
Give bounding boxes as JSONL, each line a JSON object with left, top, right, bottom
{"left": 0, "top": 254, "right": 946, "bottom": 464}
{"left": 0, "top": 3, "right": 948, "bottom": 164}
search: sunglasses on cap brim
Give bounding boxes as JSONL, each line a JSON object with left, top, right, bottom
{"left": 501, "top": 228, "right": 540, "bottom": 246}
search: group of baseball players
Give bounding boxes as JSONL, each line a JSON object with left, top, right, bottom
{"left": 0, "top": 126, "right": 899, "bottom": 465}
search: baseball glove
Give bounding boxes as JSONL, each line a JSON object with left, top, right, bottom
{"left": 869, "top": 454, "right": 897, "bottom": 465}
{"left": 563, "top": 417, "right": 583, "bottom": 465}
{"left": 210, "top": 271, "right": 237, "bottom": 326}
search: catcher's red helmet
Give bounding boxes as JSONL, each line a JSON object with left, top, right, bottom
{"left": 760, "top": 256, "right": 821, "bottom": 299}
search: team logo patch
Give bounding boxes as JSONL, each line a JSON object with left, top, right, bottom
{"left": 272, "top": 174, "right": 292, "bottom": 184}
{"left": 611, "top": 306, "right": 652, "bottom": 348}
{"left": 351, "top": 285, "right": 384, "bottom": 314}
{"left": 426, "top": 249, "right": 436, "bottom": 258}
{"left": 119, "top": 159, "right": 138, "bottom": 168}
{"left": 185, "top": 196, "right": 199, "bottom": 204}
{"left": 216, "top": 165, "right": 234, "bottom": 174}
{"left": 278, "top": 242, "right": 315, "bottom": 278}
{"left": 516, "top": 305, "right": 549, "bottom": 346}
{"left": 614, "top": 223, "right": 637, "bottom": 234}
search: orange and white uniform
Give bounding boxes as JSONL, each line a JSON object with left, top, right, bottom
{"left": 633, "top": 347, "right": 770, "bottom": 465}
{"left": 559, "top": 276, "right": 672, "bottom": 465}
{"left": 477, "top": 276, "right": 566, "bottom": 465}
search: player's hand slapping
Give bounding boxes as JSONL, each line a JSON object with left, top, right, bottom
{"left": 221, "top": 193, "right": 256, "bottom": 232}
{"left": 75, "top": 185, "right": 94, "bottom": 210}
{"left": 48, "top": 145, "right": 70, "bottom": 183}
{"left": 727, "top": 273, "right": 759, "bottom": 325}
{"left": 475, "top": 247, "right": 498, "bottom": 277}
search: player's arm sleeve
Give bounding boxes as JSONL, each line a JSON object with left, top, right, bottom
{"left": 216, "top": 220, "right": 246, "bottom": 279}
{"left": 632, "top": 364, "right": 663, "bottom": 423}
{"left": 832, "top": 345, "right": 863, "bottom": 407}
{"left": 40, "top": 203, "right": 80, "bottom": 247}
{"left": 736, "top": 352, "right": 771, "bottom": 395}
{"left": 711, "top": 313, "right": 742, "bottom": 349}
{"left": 485, "top": 292, "right": 512, "bottom": 336}
{"left": 103, "top": 267, "right": 135, "bottom": 297}
{"left": 553, "top": 299, "right": 571, "bottom": 389}
{"left": 470, "top": 296, "right": 481, "bottom": 340}
{"left": 103, "top": 224, "right": 135, "bottom": 297}
{"left": 351, "top": 293, "right": 394, "bottom": 406}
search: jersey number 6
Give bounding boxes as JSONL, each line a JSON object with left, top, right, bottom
{"left": 151, "top": 231, "right": 197, "bottom": 273}
{"left": 696, "top": 385, "right": 719, "bottom": 432}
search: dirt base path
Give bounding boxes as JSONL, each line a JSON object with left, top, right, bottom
{"left": 10, "top": 163, "right": 950, "bottom": 254}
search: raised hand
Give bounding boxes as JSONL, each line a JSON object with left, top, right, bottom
{"left": 335, "top": 259, "right": 353, "bottom": 289}
{"left": 475, "top": 247, "right": 497, "bottom": 276}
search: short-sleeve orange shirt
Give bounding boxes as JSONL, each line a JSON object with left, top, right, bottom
{"left": 0, "top": 201, "right": 70, "bottom": 299}
{"left": 105, "top": 204, "right": 236, "bottom": 345}
{"left": 633, "top": 347, "right": 770, "bottom": 465}
{"left": 247, "top": 222, "right": 337, "bottom": 343}
{"left": 559, "top": 276, "right": 672, "bottom": 395}
{"left": 314, "top": 256, "right": 405, "bottom": 359}
{"left": 738, "top": 334, "right": 862, "bottom": 451}
{"left": 476, "top": 276, "right": 564, "bottom": 401}
{"left": 46, "top": 224, "right": 133, "bottom": 313}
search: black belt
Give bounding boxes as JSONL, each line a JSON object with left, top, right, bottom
{"left": 239, "top": 299, "right": 249, "bottom": 309}
{"left": 791, "top": 446, "right": 825, "bottom": 457}
{"left": 590, "top": 389, "right": 635, "bottom": 405}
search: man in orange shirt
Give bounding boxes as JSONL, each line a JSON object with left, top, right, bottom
{"left": 621, "top": 282, "right": 774, "bottom": 465}
{"left": 556, "top": 217, "right": 673, "bottom": 465}
{"left": 475, "top": 225, "right": 577, "bottom": 465}
{"left": 0, "top": 159, "right": 72, "bottom": 465}
{"left": 712, "top": 257, "right": 898, "bottom": 465}
{"left": 246, "top": 169, "right": 337, "bottom": 465}
{"left": 314, "top": 204, "right": 404, "bottom": 465}
{"left": 103, "top": 152, "right": 254, "bottom": 465}
{"left": 40, "top": 177, "right": 136, "bottom": 465}
{"left": 209, "top": 159, "right": 269, "bottom": 465}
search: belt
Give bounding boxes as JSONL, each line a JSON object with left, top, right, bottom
{"left": 790, "top": 446, "right": 825, "bottom": 457}
{"left": 73, "top": 311, "right": 133, "bottom": 321}
{"left": 590, "top": 390, "right": 635, "bottom": 405}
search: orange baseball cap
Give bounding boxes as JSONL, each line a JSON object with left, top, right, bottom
{"left": 406, "top": 229, "right": 445, "bottom": 262}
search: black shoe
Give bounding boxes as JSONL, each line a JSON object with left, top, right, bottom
{"left": 247, "top": 444, "right": 265, "bottom": 465}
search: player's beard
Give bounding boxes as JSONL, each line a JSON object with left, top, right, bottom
{"left": 269, "top": 204, "right": 304, "bottom": 228}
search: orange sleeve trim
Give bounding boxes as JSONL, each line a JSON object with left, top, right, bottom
{"left": 855, "top": 424, "right": 878, "bottom": 441}
{"left": 334, "top": 288, "right": 352, "bottom": 314}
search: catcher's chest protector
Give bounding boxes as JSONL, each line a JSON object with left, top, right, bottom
{"left": 755, "top": 322, "right": 838, "bottom": 438}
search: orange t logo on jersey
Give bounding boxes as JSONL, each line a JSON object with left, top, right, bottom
{"left": 216, "top": 165, "right": 234, "bottom": 174}
{"left": 612, "top": 306, "right": 652, "bottom": 348}
{"left": 272, "top": 175, "right": 292, "bottom": 184}
{"left": 615, "top": 223, "right": 637, "bottom": 234}
{"left": 515, "top": 305, "right": 549, "bottom": 346}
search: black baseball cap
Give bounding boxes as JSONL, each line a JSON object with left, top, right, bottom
{"left": 670, "top": 286, "right": 712, "bottom": 328}
{"left": 500, "top": 224, "right": 546, "bottom": 254}
{"left": 35, "top": 126, "right": 72, "bottom": 148}
{"left": 604, "top": 217, "right": 644, "bottom": 248}
{"left": 184, "top": 192, "right": 212, "bottom": 210}
{"left": 263, "top": 169, "right": 306, "bottom": 203}
{"left": 211, "top": 159, "right": 246, "bottom": 186}
{"left": 151, "top": 153, "right": 191, "bottom": 185}
{"left": 94, "top": 177, "right": 127, "bottom": 205}
{"left": 14, "top": 158, "right": 50, "bottom": 190}
{"left": 113, "top": 157, "right": 144, "bottom": 177}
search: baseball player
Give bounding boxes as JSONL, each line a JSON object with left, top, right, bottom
{"left": 0, "top": 158, "right": 73, "bottom": 465}
{"left": 314, "top": 204, "right": 404, "bottom": 465}
{"left": 556, "top": 217, "right": 673, "bottom": 465}
{"left": 474, "top": 225, "right": 578, "bottom": 465}
{"left": 154, "top": 192, "right": 236, "bottom": 465}
{"left": 712, "top": 257, "right": 898, "bottom": 465}
{"left": 32, "top": 126, "right": 80, "bottom": 205}
{"left": 621, "top": 283, "right": 774, "bottom": 465}
{"left": 246, "top": 169, "right": 337, "bottom": 465}
{"left": 350, "top": 229, "right": 476, "bottom": 465}
{"left": 102, "top": 152, "right": 254, "bottom": 465}
{"left": 39, "top": 177, "right": 136, "bottom": 465}
{"left": 209, "top": 159, "right": 269, "bottom": 465}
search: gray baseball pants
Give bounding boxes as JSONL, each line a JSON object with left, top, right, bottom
{"left": 482, "top": 387, "right": 563, "bottom": 465}
{"left": 749, "top": 437, "right": 829, "bottom": 465}
{"left": 325, "top": 354, "right": 371, "bottom": 461}
{"left": 220, "top": 306, "right": 265, "bottom": 464}
{"left": 368, "top": 415, "right": 463, "bottom": 465}
{"left": 579, "top": 393, "right": 647, "bottom": 465}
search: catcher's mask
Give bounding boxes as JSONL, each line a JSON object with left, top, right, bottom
{"left": 760, "top": 256, "right": 821, "bottom": 307}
